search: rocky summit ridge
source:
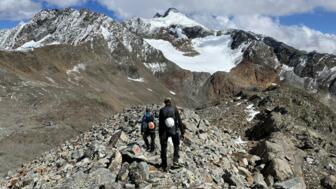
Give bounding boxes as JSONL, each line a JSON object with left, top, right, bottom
{"left": 0, "top": 105, "right": 249, "bottom": 188}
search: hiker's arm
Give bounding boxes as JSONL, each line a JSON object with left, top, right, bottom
{"left": 175, "top": 107, "right": 184, "bottom": 136}
{"left": 141, "top": 116, "right": 145, "bottom": 133}
{"left": 159, "top": 109, "right": 164, "bottom": 136}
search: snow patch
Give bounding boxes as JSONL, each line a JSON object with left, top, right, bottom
{"left": 144, "top": 62, "right": 167, "bottom": 73}
{"left": 147, "top": 88, "right": 153, "bottom": 92}
{"left": 144, "top": 35, "right": 247, "bottom": 74}
{"left": 170, "top": 27, "right": 188, "bottom": 40}
{"left": 19, "top": 40, "right": 41, "bottom": 49}
{"left": 279, "top": 65, "right": 294, "bottom": 81}
{"left": 45, "top": 76, "right": 56, "bottom": 84}
{"left": 66, "top": 64, "right": 86, "bottom": 75}
{"left": 169, "top": 91, "right": 176, "bottom": 95}
{"left": 16, "top": 34, "right": 59, "bottom": 51}
{"left": 100, "top": 26, "right": 112, "bottom": 40}
{"left": 128, "top": 77, "right": 145, "bottom": 82}
{"left": 235, "top": 101, "right": 243, "bottom": 106}
{"left": 234, "top": 136, "right": 247, "bottom": 145}
{"left": 245, "top": 104, "right": 260, "bottom": 122}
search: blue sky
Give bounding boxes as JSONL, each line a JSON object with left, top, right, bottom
{"left": 1, "top": 0, "right": 336, "bottom": 54}
{"left": 280, "top": 9, "right": 336, "bottom": 34}
{"left": 0, "top": 1, "right": 335, "bottom": 34}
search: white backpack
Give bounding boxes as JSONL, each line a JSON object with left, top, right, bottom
{"left": 165, "top": 117, "right": 175, "bottom": 128}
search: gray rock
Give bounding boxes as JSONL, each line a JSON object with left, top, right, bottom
{"left": 120, "top": 143, "right": 145, "bottom": 163}
{"left": 321, "top": 175, "right": 336, "bottom": 189}
{"left": 139, "top": 183, "right": 152, "bottom": 189}
{"left": 252, "top": 133, "right": 305, "bottom": 182}
{"left": 90, "top": 168, "right": 115, "bottom": 186}
{"left": 128, "top": 162, "right": 149, "bottom": 185}
{"left": 273, "top": 177, "right": 306, "bottom": 189}
{"left": 252, "top": 172, "right": 268, "bottom": 189}
{"left": 249, "top": 155, "right": 261, "bottom": 166}
{"left": 222, "top": 169, "right": 244, "bottom": 188}
{"left": 125, "top": 183, "right": 136, "bottom": 189}
{"left": 108, "top": 150, "right": 122, "bottom": 177}
{"left": 264, "top": 158, "right": 294, "bottom": 181}
{"left": 117, "top": 163, "right": 130, "bottom": 182}
{"left": 71, "top": 149, "right": 85, "bottom": 162}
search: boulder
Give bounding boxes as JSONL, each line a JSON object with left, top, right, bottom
{"left": 71, "top": 149, "right": 85, "bottom": 162}
{"left": 120, "top": 143, "right": 145, "bottom": 163}
{"left": 251, "top": 133, "right": 305, "bottom": 182}
{"left": 128, "top": 161, "right": 149, "bottom": 185}
{"left": 117, "top": 163, "right": 129, "bottom": 182}
{"left": 252, "top": 172, "right": 268, "bottom": 189}
{"left": 321, "top": 175, "right": 336, "bottom": 189}
{"left": 90, "top": 168, "right": 115, "bottom": 186}
{"left": 263, "top": 158, "right": 294, "bottom": 181}
{"left": 108, "top": 150, "right": 122, "bottom": 177}
{"left": 273, "top": 177, "right": 306, "bottom": 189}
{"left": 222, "top": 169, "right": 244, "bottom": 188}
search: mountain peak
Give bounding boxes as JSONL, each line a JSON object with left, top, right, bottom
{"left": 0, "top": 7, "right": 118, "bottom": 50}
{"left": 153, "top": 8, "right": 181, "bottom": 18}
{"left": 144, "top": 8, "right": 207, "bottom": 31}
{"left": 162, "top": 8, "right": 180, "bottom": 17}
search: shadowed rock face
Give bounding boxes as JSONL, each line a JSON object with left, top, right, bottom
{"left": 329, "top": 78, "right": 336, "bottom": 95}
{"left": 228, "top": 30, "right": 336, "bottom": 96}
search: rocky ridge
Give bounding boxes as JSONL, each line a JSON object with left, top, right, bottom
{"left": 0, "top": 103, "right": 316, "bottom": 189}
{"left": 0, "top": 105, "right": 248, "bottom": 188}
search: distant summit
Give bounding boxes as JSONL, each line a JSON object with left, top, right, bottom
{"left": 162, "top": 7, "right": 180, "bottom": 17}
{"left": 153, "top": 8, "right": 180, "bottom": 18}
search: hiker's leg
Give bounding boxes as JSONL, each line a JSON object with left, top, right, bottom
{"left": 143, "top": 133, "right": 150, "bottom": 149}
{"left": 172, "top": 134, "right": 180, "bottom": 163}
{"left": 150, "top": 132, "right": 155, "bottom": 151}
{"left": 160, "top": 134, "right": 168, "bottom": 169}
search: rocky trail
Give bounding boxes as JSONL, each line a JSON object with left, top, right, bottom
{"left": 0, "top": 105, "right": 251, "bottom": 188}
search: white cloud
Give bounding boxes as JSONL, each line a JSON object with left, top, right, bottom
{"left": 0, "top": 0, "right": 88, "bottom": 21}
{"left": 42, "top": 0, "right": 87, "bottom": 8}
{"left": 0, "top": 0, "right": 41, "bottom": 20}
{"left": 96, "top": 0, "right": 336, "bottom": 18}
{"left": 210, "top": 14, "right": 336, "bottom": 54}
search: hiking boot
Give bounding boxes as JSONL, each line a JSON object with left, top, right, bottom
{"left": 144, "top": 146, "right": 150, "bottom": 151}
{"left": 172, "top": 160, "right": 182, "bottom": 169}
{"left": 161, "top": 166, "right": 168, "bottom": 172}
{"left": 161, "top": 162, "right": 168, "bottom": 172}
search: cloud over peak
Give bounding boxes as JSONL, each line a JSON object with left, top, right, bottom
{"left": 0, "top": 0, "right": 41, "bottom": 21}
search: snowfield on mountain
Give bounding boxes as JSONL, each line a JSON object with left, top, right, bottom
{"left": 144, "top": 35, "right": 247, "bottom": 73}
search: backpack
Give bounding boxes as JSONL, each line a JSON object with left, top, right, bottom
{"left": 163, "top": 106, "right": 177, "bottom": 135}
{"left": 143, "top": 112, "right": 155, "bottom": 132}
{"left": 148, "top": 121, "right": 155, "bottom": 130}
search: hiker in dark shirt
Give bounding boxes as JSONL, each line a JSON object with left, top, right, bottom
{"left": 141, "top": 107, "right": 156, "bottom": 152}
{"left": 159, "top": 97, "right": 185, "bottom": 171}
